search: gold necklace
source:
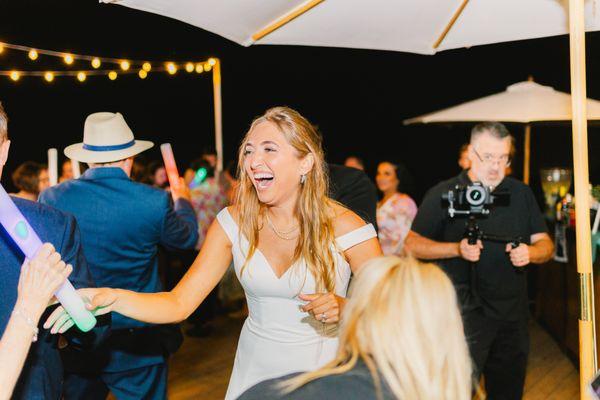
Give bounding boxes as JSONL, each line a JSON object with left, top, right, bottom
{"left": 265, "top": 212, "right": 299, "bottom": 240}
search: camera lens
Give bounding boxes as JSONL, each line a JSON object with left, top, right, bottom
{"left": 466, "top": 185, "right": 486, "bottom": 206}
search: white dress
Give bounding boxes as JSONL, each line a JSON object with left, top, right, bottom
{"left": 216, "top": 208, "right": 377, "bottom": 400}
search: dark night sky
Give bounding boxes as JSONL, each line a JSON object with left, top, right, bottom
{"left": 1, "top": 0, "right": 599, "bottom": 203}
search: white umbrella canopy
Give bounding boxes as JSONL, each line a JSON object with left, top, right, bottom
{"left": 404, "top": 81, "right": 600, "bottom": 124}
{"left": 103, "top": 0, "right": 600, "bottom": 54}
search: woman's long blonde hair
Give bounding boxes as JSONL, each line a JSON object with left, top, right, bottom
{"left": 235, "top": 106, "right": 338, "bottom": 293}
{"left": 283, "top": 256, "right": 473, "bottom": 400}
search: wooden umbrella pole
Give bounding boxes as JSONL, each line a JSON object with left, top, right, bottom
{"left": 568, "top": 0, "right": 597, "bottom": 397}
{"left": 523, "top": 124, "right": 531, "bottom": 184}
{"left": 212, "top": 59, "right": 223, "bottom": 177}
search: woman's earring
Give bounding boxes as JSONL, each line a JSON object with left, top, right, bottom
{"left": 300, "top": 174, "right": 306, "bottom": 184}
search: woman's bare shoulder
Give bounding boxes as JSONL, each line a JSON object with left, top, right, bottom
{"left": 330, "top": 202, "right": 368, "bottom": 237}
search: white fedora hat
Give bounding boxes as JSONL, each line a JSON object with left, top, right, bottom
{"left": 64, "top": 112, "right": 154, "bottom": 163}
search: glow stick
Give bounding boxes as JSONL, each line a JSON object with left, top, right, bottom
{"left": 160, "top": 143, "right": 180, "bottom": 189}
{"left": 71, "top": 159, "right": 81, "bottom": 179}
{"left": 0, "top": 184, "right": 96, "bottom": 332}
{"left": 48, "top": 148, "right": 58, "bottom": 186}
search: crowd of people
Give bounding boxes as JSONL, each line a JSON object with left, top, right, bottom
{"left": 0, "top": 102, "right": 553, "bottom": 400}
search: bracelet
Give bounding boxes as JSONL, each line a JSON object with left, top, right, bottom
{"left": 12, "top": 308, "right": 39, "bottom": 342}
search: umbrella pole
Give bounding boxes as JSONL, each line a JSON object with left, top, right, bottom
{"left": 523, "top": 124, "right": 531, "bottom": 184}
{"left": 568, "top": 0, "right": 597, "bottom": 398}
{"left": 212, "top": 59, "right": 223, "bottom": 177}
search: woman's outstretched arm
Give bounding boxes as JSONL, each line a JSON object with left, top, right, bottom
{"left": 45, "top": 219, "right": 233, "bottom": 332}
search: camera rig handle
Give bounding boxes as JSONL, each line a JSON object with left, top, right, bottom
{"left": 465, "top": 217, "right": 522, "bottom": 247}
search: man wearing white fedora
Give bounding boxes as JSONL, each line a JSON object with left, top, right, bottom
{"left": 39, "top": 112, "right": 198, "bottom": 400}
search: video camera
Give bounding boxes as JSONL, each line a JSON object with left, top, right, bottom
{"left": 442, "top": 182, "right": 506, "bottom": 218}
{"left": 442, "top": 182, "right": 519, "bottom": 247}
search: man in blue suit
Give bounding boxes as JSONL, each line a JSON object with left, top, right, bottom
{"left": 40, "top": 111, "right": 198, "bottom": 399}
{"left": 0, "top": 103, "right": 108, "bottom": 400}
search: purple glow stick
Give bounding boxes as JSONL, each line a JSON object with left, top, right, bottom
{"left": 0, "top": 184, "right": 96, "bottom": 332}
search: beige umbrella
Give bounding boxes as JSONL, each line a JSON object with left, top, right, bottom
{"left": 404, "top": 79, "right": 600, "bottom": 184}
{"left": 104, "top": 0, "right": 598, "bottom": 395}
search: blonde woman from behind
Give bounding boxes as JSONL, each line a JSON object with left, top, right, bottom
{"left": 239, "top": 256, "right": 473, "bottom": 400}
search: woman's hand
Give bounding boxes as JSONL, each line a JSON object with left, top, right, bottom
{"left": 299, "top": 293, "right": 346, "bottom": 324}
{"left": 16, "top": 243, "right": 72, "bottom": 322}
{"left": 43, "top": 287, "right": 117, "bottom": 334}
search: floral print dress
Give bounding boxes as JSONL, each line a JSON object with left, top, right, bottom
{"left": 377, "top": 193, "right": 418, "bottom": 256}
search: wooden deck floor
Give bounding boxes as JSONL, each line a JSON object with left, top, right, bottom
{"left": 166, "top": 316, "right": 579, "bottom": 399}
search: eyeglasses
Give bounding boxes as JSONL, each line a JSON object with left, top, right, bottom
{"left": 472, "top": 147, "right": 511, "bottom": 167}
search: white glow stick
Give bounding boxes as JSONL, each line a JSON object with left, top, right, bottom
{"left": 0, "top": 184, "right": 96, "bottom": 332}
{"left": 71, "top": 159, "right": 81, "bottom": 179}
{"left": 48, "top": 148, "right": 58, "bottom": 186}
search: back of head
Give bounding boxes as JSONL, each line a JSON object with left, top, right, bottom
{"left": 285, "top": 256, "right": 472, "bottom": 400}
{"left": 12, "top": 161, "right": 44, "bottom": 194}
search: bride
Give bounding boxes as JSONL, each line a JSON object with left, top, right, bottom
{"left": 45, "top": 106, "right": 382, "bottom": 399}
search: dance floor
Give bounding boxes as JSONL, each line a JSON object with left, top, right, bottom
{"left": 160, "top": 315, "right": 581, "bottom": 399}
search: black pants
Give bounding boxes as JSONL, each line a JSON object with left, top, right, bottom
{"left": 463, "top": 310, "right": 529, "bottom": 400}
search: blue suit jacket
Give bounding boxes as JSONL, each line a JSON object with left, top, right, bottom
{"left": 39, "top": 167, "right": 198, "bottom": 371}
{"left": 0, "top": 196, "right": 106, "bottom": 400}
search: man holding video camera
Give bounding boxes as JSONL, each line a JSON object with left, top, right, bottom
{"left": 405, "top": 122, "right": 553, "bottom": 400}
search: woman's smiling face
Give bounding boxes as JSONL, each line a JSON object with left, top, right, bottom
{"left": 243, "top": 121, "right": 308, "bottom": 206}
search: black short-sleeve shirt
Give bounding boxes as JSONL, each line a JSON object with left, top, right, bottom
{"left": 411, "top": 171, "right": 548, "bottom": 321}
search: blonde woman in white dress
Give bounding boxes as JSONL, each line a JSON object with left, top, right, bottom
{"left": 46, "top": 107, "right": 382, "bottom": 399}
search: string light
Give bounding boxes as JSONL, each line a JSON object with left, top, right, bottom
{"left": 166, "top": 62, "right": 177, "bottom": 75}
{"left": 0, "top": 41, "right": 218, "bottom": 83}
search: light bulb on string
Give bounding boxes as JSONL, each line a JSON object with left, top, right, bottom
{"left": 77, "top": 72, "right": 86, "bottom": 82}
{"left": 185, "top": 62, "right": 194, "bottom": 73}
{"left": 120, "top": 60, "right": 130, "bottom": 71}
{"left": 208, "top": 58, "right": 216, "bottom": 66}
{"left": 142, "top": 62, "right": 151, "bottom": 72}
{"left": 108, "top": 71, "right": 118, "bottom": 80}
{"left": 91, "top": 58, "right": 101, "bottom": 69}
{"left": 166, "top": 62, "right": 177, "bottom": 75}
{"left": 138, "top": 70, "right": 147, "bottom": 79}
{"left": 204, "top": 63, "right": 212, "bottom": 72}
{"left": 195, "top": 63, "right": 204, "bottom": 74}
{"left": 9, "top": 71, "right": 20, "bottom": 81}
{"left": 0, "top": 43, "right": 4, "bottom": 54}
{"left": 44, "top": 72, "right": 54, "bottom": 82}
{"left": 63, "top": 54, "right": 74, "bottom": 65}
{"left": 28, "top": 49, "right": 38, "bottom": 60}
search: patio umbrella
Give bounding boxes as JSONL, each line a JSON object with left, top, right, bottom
{"left": 102, "top": 0, "right": 600, "bottom": 54}
{"left": 103, "top": 0, "right": 599, "bottom": 395}
{"left": 404, "top": 79, "right": 600, "bottom": 184}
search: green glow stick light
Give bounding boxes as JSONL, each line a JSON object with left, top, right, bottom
{"left": 0, "top": 183, "right": 96, "bottom": 332}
